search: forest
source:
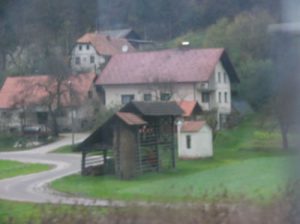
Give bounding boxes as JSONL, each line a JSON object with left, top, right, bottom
{"left": 0, "top": 0, "right": 285, "bottom": 111}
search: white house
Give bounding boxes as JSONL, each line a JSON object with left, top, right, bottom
{"left": 95, "top": 48, "right": 239, "bottom": 128}
{"left": 178, "top": 120, "right": 213, "bottom": 159}
{"left": 71, "top": 32, "right": 136, "bottom": 73}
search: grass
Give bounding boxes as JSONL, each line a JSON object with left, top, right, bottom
{"left": 51, "top": 115, "right": 296, "bottom": 203}
{"left": 0, "top": 160, "right": 50, "bottom": 179}
{"left": 0, "top": 200, "right": 107, "bottom": 224}
{"left": 51, "top": 145, "right": 78, "bottom": 153}
{"left": 0, "top": 134, "right": 20, "bottom": 151}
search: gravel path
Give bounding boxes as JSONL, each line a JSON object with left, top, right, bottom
{"left": 0, "top": 134, "right": 125, "bottom": 206}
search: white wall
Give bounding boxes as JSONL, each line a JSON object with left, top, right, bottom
{"left": 213, "top": 62, "right": 232, "bottom": 114}
{"left": 71, "top": 43, "right": 106, "bottom": 73}
{"left": 103, "top": 83, "right": 198, "bottom": 108}
{"left": 178, "top": 125, "right": 213, "bottom": 159}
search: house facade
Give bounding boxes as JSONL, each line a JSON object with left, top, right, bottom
{"left": 71, "top": 32, "right": 136, "bottom": 73}
{"left": 95, "top": 48, "right": 239, "bottom": 128}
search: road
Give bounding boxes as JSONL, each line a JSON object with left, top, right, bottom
{"left": 0, "top": 134, "right": 124, "bottom": 206}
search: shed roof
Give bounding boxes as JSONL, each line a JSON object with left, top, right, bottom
{"left": 116, "top": 112, "right": 147, "bottom": 126}
{"left": 96, "top": 48, "right": 239, "bottom": 85}
{"left": 181, "top": 121, "right": 207, "bottom": 133}
{"left": 177, "top": 100, "right": 202, "bottom": 117}
{"left": 120, "top": 101, "right": 183, "bottom": 116}
{"left": 77, "top": 32, "right": 136, "bottom": 56}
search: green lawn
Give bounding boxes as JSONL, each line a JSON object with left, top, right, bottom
{"left": 51, "top": 144, "right": 78, "bottom": 153}
{"left": 0, "top": 160, "right": 50, "bottom": 179}
{"left": 51, "top": 116, "right": 296, "bottom": 203}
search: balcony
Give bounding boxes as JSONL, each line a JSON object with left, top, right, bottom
{"left": 196, "top": 82, "right": 215, "bottom": 92}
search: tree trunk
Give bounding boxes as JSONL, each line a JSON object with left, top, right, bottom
{"left": 49, "top": 107, "right": 59, "bottom": 137}
{"left": 279, "top": 122, "right": 289, "bottom": 150}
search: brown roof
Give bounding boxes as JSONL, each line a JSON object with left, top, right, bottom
{"left": 77, "top": 33, "right": 136, "bottom": 55}
{"left": 0, "top": 73, "right": 96, "bottom": 109}
{"left": 181, "top": 121, "right": 207, "bottom": 132}
{"left": 177, "top": 100, "right": 202, "bottom": 117}
{"left": 96, "top": 48, "right": 239, "bottom": 85}
{"left": 120, "top": 101, "right": 183, "bottom": 116}
{"left": 116, "top": 112, "right": 147, "bottom": 126}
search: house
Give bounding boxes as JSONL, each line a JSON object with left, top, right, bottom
{"left": 79, "top": 101, "right": 183, "bottom": 179}
{"left": 95, "top": 47, "right": 239, "bottom": 128}
{"left": 0, "top": 73, "right": 98, "bottom": 132}
{"left": 71, "top": 32, "right": 136, "bottom": 73}
{"left": 178, "top": 120, "right": 213, "bottom": 159}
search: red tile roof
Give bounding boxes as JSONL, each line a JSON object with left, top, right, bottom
{"left": 116, "top": 112, "right": 147, "bottom": 126}
{"left": 177, "top": 100, "right": 201, "bottom": 117}
{"left": 95, "top": 48, "right": 238, "bottom": 85}
{"left": 0, "top": 73, "right": 96, "bottom": 109}
{"left": 181, "top": 121, "right": 207, "bottom": 132}
{"left": 77, "top": 33, "right": 136, "bottom": 55}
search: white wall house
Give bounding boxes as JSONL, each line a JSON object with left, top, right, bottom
{"left": 71, "top": 32, "right": 135, "bottom": 73}
{"left": 95, "top": 48, "right": 239, "bottom": 128}
{"left": 178, "top": 121, "right": 213, "bottom": 159}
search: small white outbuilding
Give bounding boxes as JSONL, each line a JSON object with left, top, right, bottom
{"left": 178, "top": 121, "right": 213, "bottom": 159}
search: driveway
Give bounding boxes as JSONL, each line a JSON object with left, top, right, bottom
{"left": 0, "top": 133, "right": 124, "bottom": 206}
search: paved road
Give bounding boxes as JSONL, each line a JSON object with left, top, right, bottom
{"left": 0, "top": 133, "right": 125, "bottom": 206}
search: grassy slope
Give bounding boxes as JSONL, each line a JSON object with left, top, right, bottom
{"left": 51, "top": 116, "right": 294, "bottom": 202}
{"left": 0, "top": 160, "right": 50, "bottom": 179}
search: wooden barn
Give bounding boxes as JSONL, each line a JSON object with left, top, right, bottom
{"left": 79, "top": 101, "right": 183, "bottom": 179}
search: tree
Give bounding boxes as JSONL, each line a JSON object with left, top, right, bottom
{"left": 202, "top": 10, "right": 276, "bottom": 109}
{"left": 271, "top": 33, "right": 300, "bottom": 150}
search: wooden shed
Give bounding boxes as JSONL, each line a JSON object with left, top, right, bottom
{"left": 79, "top": 101, "right": 183, "bottom": 179}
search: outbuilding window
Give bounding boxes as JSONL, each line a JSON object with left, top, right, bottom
{"left": 186, "top": 135, "right": 191, "bottom": 149}
{"left": 144, "top": 93, "right": 152, "bottom": 101}
{"left": 160, "top": 93, "right": 171, "bottom": 101}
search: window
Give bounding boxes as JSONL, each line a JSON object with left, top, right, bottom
{"left": 90, "top": 56, "right": 95, "bottom": 64}
{"left": 121, "top": 94, "right": 134, "bottom": 104}
{"left": 218, "top": 92, "right": 222, "bottom": 103}
{"left": 144, "top": 93, "right": 152, "bottom": 101}
{"left": 218, "top": 72, "right": 221, "bottom": 83}
{"left": 86, "top": 44, "right": 90, "bottom": 50}
{"left": 160, "top": 93, "right": 171, "bottom": 101}
{"left": 186, "top": 135, "right": 191, "bottom": 149}
{"left": 202, "top": 93, "right": 210, "bottom": 103}
{"left": 224, "top": 92, "right": 228, "bottom": 103}
{"left": 78, "top": 45, "right": 82, "bottom": 51}
{"left": 224, "top": 72, "right": 227, "bottom": 83}
{"left": 88, "top": 91, "right": 93, "bottom": 99}
{"left": 75, "top": 57, "right": 80, "bottom": 65}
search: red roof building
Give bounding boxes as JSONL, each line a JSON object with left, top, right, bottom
{"left": 0, "top": 73, "right": 96, "bottom": 109}
{"left": 96, "top": 48, "right": 238, "bottom": 85}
